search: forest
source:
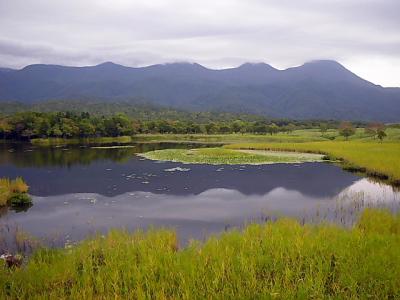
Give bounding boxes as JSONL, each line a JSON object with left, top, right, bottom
{"left": 0, "top": 110, "right": 354, "bottom": 140}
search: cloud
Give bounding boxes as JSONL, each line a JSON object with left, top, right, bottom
{"left": 0, "top": 0, "right": 399, "bottom": 86}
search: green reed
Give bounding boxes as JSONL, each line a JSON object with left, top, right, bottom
{"left": 1, "top": 209, "right": 400, "bottom": 299}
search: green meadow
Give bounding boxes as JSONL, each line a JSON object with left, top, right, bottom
{"left": 134, "top": 127, "right": 400, "bottom": 144}
{"left": 134, "top": 130, "right": 328, "bottom": 143}
{"left": 1, "top": 209, "right": 400, "bottom": 299}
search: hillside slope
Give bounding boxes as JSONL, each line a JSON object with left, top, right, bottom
{"left": 1, "top": 60, "right": 399, "bottom": 121}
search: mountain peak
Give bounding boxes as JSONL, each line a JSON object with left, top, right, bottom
{"left": 238, "top": 62, "right": 277, "bottom": 71}
{"left": 302, "top": 60, "right": 346, "bottom": 70}
{"left": 289, "top": 59, "right": 371, "bottom": 85}
{"left": 95, "top": 62, "right": 125, "bottom": 69}
{"left": 161, "top": 62, "right": 208, "bottom": 70}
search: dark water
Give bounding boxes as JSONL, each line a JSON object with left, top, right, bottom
{"left": 0, "top": 142, "right": 399, "bottom": 248}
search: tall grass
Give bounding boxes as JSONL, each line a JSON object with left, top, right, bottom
{"left": 1, "top": 209, "right": 399, "bottom": 299}
{"left": 0, "top": 177, "right": 30, "bottom": 206}
{"left": 225, "top": 141, "right": 400, "bottom": 185}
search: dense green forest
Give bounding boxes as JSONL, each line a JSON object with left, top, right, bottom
{"left": 0, "top": 111, "right": 306, "bottom": 138}
{"left": 0, "top": 100, "right": 359, "bottom": 139}
{"left": 0, "top": 99, "right": 268, "bottom": 122}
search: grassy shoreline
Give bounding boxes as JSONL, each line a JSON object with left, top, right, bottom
{"left": 226, "top": 141, "right": 400, "bottom": 185}
{"left": 1, "top": 209, "right": 399, "bottom": 299}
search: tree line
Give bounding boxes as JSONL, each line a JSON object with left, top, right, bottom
{"left": 1, "top": 111, "right": 390, "bottom": 140}
{"left": 0, "top": 111, "right": 349, "bottom": 140}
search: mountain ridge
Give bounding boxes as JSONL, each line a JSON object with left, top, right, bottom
{"left": 0, "top": 60, "right": 399, "bottom": 121}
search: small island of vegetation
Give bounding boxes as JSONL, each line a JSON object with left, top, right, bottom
{"left": 0, "top": 177, "right": 31, "bottom": 207}
{"left": 140, "top": 147, "right": 324, "bottom": 165}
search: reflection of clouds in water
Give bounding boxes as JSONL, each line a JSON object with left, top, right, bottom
{"left": 25, "top": 187, "right": 329, "bottom": 224}
{"left": 1, "top": 178, "right": 400, "bottom": 245}
{"left": 9, "top": 179, "right": 400, "bottom": 229}
{"left": 336, "top": 178, "right": 400, "bottom": 204}
{"left": 123, "top": 188, "right": 329, "bottom": 221}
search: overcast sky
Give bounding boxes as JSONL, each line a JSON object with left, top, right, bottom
{"left": 0, "top": 0, "right": 399, "bottom": 86}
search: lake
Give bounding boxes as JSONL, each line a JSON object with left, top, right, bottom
{"left": 0, "top": 141, "right": 399, "bottom": 248}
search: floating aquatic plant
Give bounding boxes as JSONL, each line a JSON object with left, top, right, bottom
{"left": 139, "top": 148, "right": 324, "bottom": 165}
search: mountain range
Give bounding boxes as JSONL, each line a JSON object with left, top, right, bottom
{"left": 0, "top": 60, "right": 399, "bottom": 122}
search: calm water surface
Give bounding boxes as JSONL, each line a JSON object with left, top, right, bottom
{"left": 0, "top": 142, "right": 399, "bottom": 247}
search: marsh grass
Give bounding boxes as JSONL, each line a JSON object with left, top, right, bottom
{"left": 1, "top": 209, "right": 400, "bottom": 299}
{"left": 0, "top": 177, "right": 30, "bottom": 206}
{"left": 226, "top": 141, "right": 400, "bottom": 185}
{"left": 140, "top": 148, "right": 323, "bottom": 165}
{"left": 0, "top": 225, "right": 41, "bottom": 256}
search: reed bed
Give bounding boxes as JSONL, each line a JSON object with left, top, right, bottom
{"left": 0, "top": 209, "right": 399, "bottom": 299}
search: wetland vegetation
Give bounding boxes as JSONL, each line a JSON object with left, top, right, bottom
{"left": 1, "top": 209, "right": 400, "bottom": 299}
{"left": 140, "top": 148, "right": 324, "bottom": 165}
{"left": 225, "top": 141, "right": 400, "bottom": 185}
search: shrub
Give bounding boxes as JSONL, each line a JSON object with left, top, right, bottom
{"left": 0, "top": 177, "right": 31, "bottom": 207}
{"left": 9, "top": 193, "right": 32, "bottom": 207}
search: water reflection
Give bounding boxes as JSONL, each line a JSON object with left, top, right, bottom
{"left": 0, "top": 142, "right": 212, "bottom": 167}
{"left": 1, "top": 178, "right": 399, "bottom": 247}
{"left": 338, "top": 178, "right": 400, "bottom": 203}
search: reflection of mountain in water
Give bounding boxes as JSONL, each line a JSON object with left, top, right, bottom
{"left": 0, "top": 152, "right": 359, "bottom": 198}
{"left": 3, "top": 180, "right": 399, "bottom": 245}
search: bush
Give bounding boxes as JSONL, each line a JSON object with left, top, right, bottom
{"left": 9, "top": 193, "right": 32, "bottom": 207}
{"left": 0, "top": 177, "right": 31, "bottom": 207}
